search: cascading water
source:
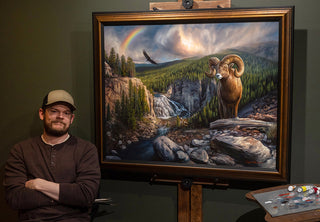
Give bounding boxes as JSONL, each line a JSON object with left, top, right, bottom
{"left": 116, "top": 94, "right": 188, "bottom": 161}
{"left": 153, "top": 94, "right": 190, "bottom": 119}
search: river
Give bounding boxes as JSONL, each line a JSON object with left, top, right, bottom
{"left": 113, "top": 94, "right": 190, "bottom": 161}
{"left": 117, "top": 126, "right": 169, "bottom": 160}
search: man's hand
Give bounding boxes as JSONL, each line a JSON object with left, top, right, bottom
{"left": 25, "top": 178, "right": 43, "bottom": 190}
{"left": 25, "top": 178, "right": 60, "bottom": 201}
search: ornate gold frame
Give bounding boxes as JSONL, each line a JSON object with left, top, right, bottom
{"left": 93, "top": 7, "right": 294, "bottom": 183}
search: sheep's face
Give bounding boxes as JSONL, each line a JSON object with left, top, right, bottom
{"left": 216, "top": 62, "right": 230, "bottom": 80}
{"left": 206, "top": 54, "right": 244, "bottom": 80}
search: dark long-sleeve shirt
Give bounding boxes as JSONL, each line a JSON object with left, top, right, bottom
{"left": 4, "top": 135, "right": 101, "bottom": 221}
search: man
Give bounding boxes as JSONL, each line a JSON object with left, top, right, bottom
{"left": 4, "top": 89, "right": 101, "bottom": 221}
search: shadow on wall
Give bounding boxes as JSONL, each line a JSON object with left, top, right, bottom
{"left": 0, "top": 165, "right": 18, "bottom": 221}
{"left": 289, "top": 29, "right": 308, "bottom": 183}
{"left": 236, "top": 208, "right": 266, "bottom": 222}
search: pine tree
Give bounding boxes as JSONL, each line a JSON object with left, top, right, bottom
{"left": 176, "top": 115, "right": 181, "bottom": 127}
{"left": 115, "top": 100, "right": 121, "bottom": 120}
{"left": 108, "top": 48, "right": 116, "bottom": 70}
{"left": 106, "top": 104, "right": 111, "bottom": 121}
{"left": 121, "top": 55, "right": 127, "bottom": 76}
{"left": 127, "top": 57, "right": 135, "bottom": 77}
{"left": 115, "top": 54, "right": 120, "bottom": 75}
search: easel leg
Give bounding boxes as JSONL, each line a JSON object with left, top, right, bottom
{"left": 191, "top": 184, "right": 202, "bottom": 222}
{"left": 178, "top": 184, "right": 202, "bottom": 222}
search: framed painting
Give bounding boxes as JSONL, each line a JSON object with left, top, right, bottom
{"left": 93, "top": 7, "right": 294, "bottom": 184}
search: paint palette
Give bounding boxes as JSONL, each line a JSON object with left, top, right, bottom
{"left": 253, "top": 185, "right": 320, "bottom": 217}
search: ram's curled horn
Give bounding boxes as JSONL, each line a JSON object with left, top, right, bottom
{"left": 205, "top": 57, "right": 220, "bottom": 78}
{"left": 221, "top": 54, "right": 244, "bottom": 78}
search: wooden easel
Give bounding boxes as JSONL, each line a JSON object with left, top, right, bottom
{"left": 150, "top": 0, "right": 231, "bottom": 11}
{"left": 150, "top": 176, "right": 229, "bottom": 222}
{"left": 148, "top": 3, "right": 231, "bottom": 221}
{"left": 178, "top": 183, "right": 203, "bottom": 222}
{"left": 148, "top": 1, "right": 231, "bottom": 221}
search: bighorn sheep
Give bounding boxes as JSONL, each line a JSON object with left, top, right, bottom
{"left": 205, "top": 54, "right": 244, "bottom": 119}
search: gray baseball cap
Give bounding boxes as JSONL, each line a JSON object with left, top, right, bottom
{"left": 42, "top": 89, "right": 76, "bottom": 111}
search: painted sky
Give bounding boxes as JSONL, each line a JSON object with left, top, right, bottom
{"left": 104, "top": 22, "right": 279, "bottom": 64}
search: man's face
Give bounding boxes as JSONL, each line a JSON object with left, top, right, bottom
{"left": 39, "top": 104, "right": 74, "bottom": 137}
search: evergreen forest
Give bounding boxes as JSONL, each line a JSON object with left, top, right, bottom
{"left": 136, "top": 50, "right": 278, "bottom": 127}
{"left": 105, "top": 47, "right": 136, "bottom": 77}
{"left": 112, "top": 80, "right": 150, "bottom": 130}
{"left": 105, "top": 47, "right": 278, "bottom": 129}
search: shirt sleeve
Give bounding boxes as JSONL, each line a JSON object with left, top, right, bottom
{"left": 4, "top": 144, "right": 57, "bottom": 210}
{"left": 59, "top": 140, "right": 101, "bottom": 208}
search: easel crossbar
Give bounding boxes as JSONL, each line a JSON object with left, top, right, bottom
{"left": 150, "top": 0, "right": 231, "bottom": 11}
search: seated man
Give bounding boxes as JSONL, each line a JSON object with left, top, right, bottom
{"left": 4, "top": 89, "right": 101, "bottom": 221}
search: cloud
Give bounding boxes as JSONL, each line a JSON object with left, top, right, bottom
{"left": 104, "top": 22, "right": 278, "bottom": 63}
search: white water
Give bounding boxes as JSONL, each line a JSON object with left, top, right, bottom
{"left": 153, "top": 94, "right": 190, "bottom": 119}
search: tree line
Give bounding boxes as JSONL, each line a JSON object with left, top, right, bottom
{"left": 136, "top": 51, "right": 278, "bottom": 128}
{"left": 105, "top": 47, "right": 136, "bottom": 77}
{"left": 111, "top": 80, "right": 150, "bottom": 130}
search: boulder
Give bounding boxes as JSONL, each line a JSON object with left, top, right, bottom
{"left": 105, "top": 155, "right": 122, "bottom": 160}
{"left": 190, "top": 149, "right": 209, "bottom": 164}
{"left": 211, "top": 135, "right": 271, "bottom": 164}
{"left": 191, "top": 139, "right": 210, "bottom": 147}
{"left": 176, "top": 150, "right": 190, "bottom": 162}
{"left": 210, "top": 153, "right": 236, "bottom": 166}
{"left": 153, "top": 136, "right": 188, "bottom": 162}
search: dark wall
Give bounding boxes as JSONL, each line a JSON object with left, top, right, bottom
{"left": 1, "top": 0, "right": 319, "bottom": 221}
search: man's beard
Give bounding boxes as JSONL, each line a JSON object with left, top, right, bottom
{"left": 43, "top": 120, "right": 70, "bottom": 137}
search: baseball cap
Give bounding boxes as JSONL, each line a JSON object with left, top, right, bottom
{"left": 42, "top": 89, "right": 76, "bottom": 111}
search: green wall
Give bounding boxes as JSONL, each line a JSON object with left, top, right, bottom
{"left": 1, "top": 0, "right": 319, "bottom": 221}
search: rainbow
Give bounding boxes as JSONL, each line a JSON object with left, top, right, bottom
{"left": 120, "top": 26, "right": 146, "bottom": 53}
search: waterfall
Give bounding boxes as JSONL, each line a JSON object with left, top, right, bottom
{"left": 153, "top": 94, "right": 190, "bottom": 119}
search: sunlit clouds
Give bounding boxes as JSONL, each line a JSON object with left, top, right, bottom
{"left": 104, "top": 22, "right": 279, "bottom": 64}
{"left": 156, "top": 25, "right": 206, "bottom": 57}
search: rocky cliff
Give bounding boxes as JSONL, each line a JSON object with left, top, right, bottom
{"left": 166, "top": 78, "right": 217, "bottom": 114}
{"left": 104, "top": 77, "right": 155, "bottom": 118}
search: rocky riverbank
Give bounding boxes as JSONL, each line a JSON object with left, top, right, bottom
{"left": 154, "top": 92, "right": 278, "bottom": 168}
{"left": 106, "top": 92, "right": 278, "bottom": 169}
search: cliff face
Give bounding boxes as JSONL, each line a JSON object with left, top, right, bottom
{"left": 166, "top": 78, "right": 217, "bottom": 114}
{"left": 104, "top": 77, "right": 155, "bottom": 117}
{"left": 104, "top": 77, "right": 216, "bottom": 120}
